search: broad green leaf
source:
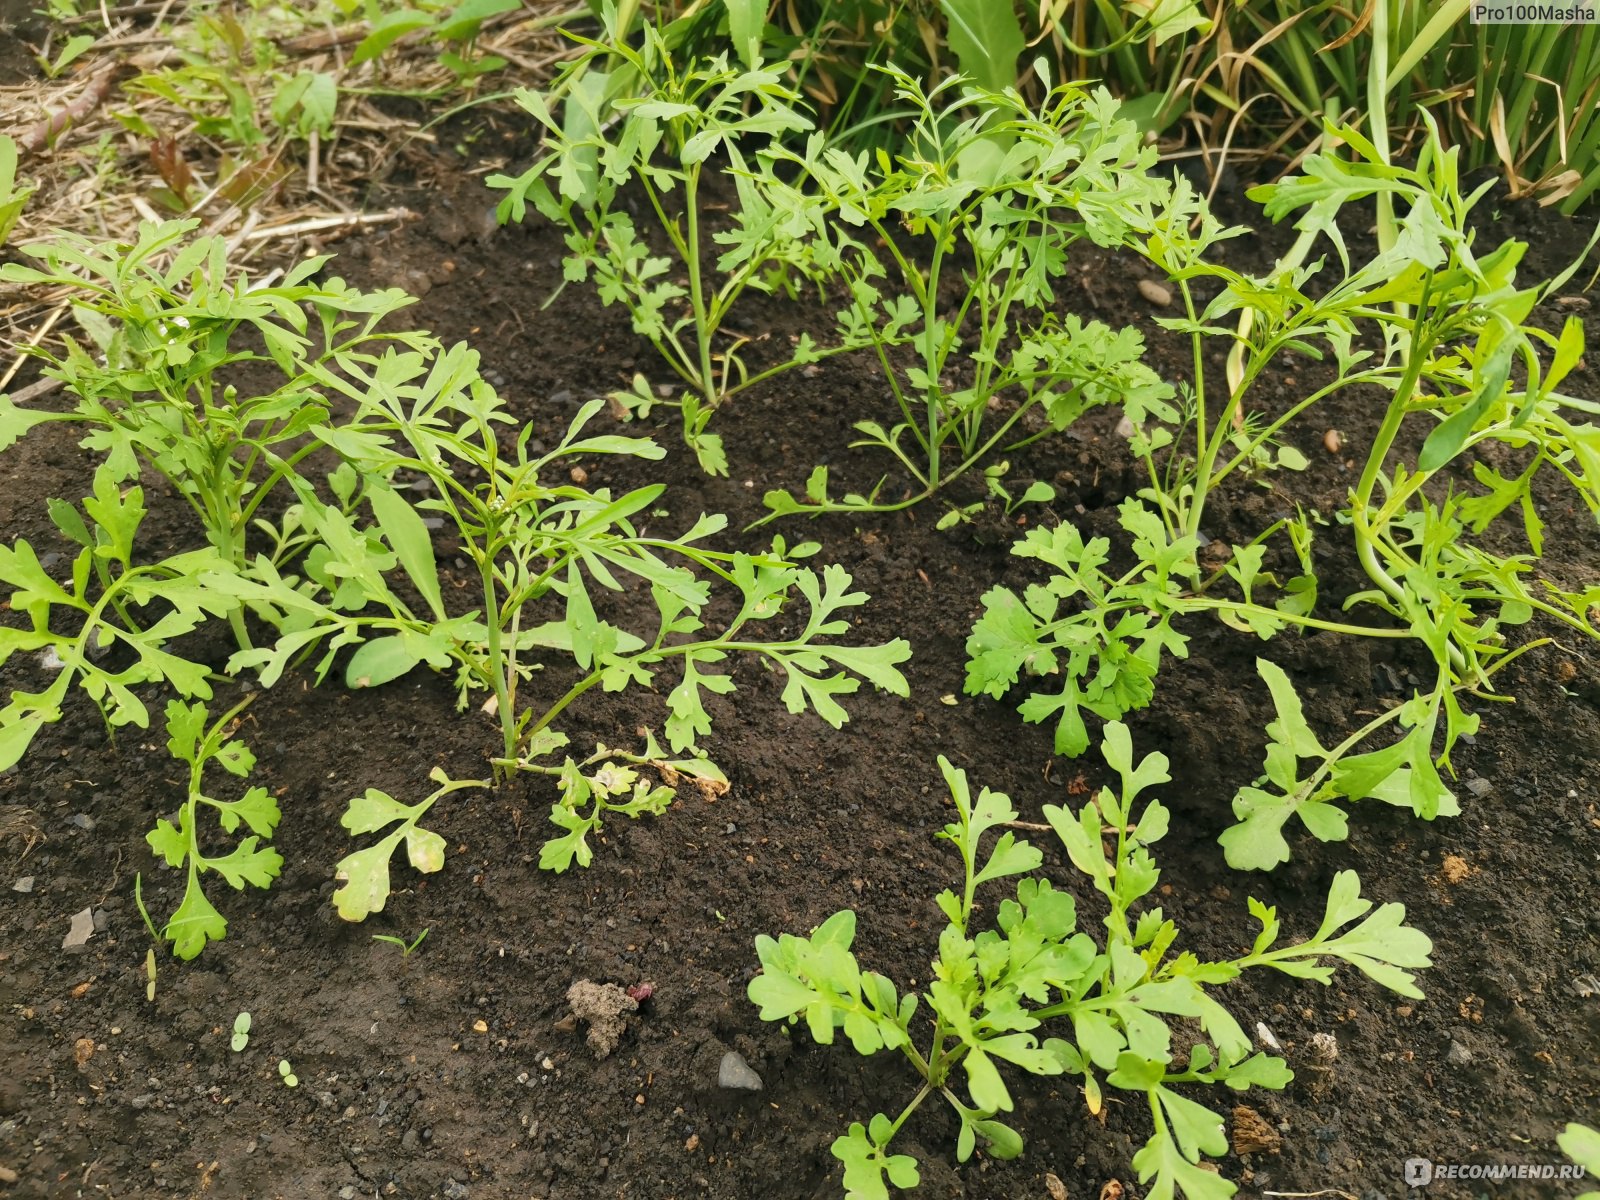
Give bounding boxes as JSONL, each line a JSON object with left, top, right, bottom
{"left": 346, "top": 635, "right": 423, "bottom": 689}
{"left": 0, "top": 395, "right": 56, "bottom": 451}
{"left": 940, "top": 0, "right": 1024, "bottom": 92}
{"left": 352, "top": 10, "right": 434, "bottom": 64}
{"left": 164, "top": 881, "right": 228, "bottom": 961}
{"left": 725, "top": 0, "right": 764, "bottom": 67}
{"left": 367, "top": 482, "right": 445, "bottom": 620}
{"left": 1417, "top": 330, "right": 1516, "bottom": 471}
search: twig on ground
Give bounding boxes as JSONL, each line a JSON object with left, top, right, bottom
{"left": 0, "top": 302, "right": 68, "bottom": 392}
{"left": 238, "top": 207, "right": 415, "bottom": 244}
{"left": 15, "top": 66, "right": 120, "bottom": 155}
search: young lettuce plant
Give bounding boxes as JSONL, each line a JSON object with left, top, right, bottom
{"left": 523, "top": 730, "right": 727, "bottom": 872}
{"left": 749, "top": 722, "right": 1433, "bottom": 1199}
{"left": 759, "top": 67, "right": 1174, "bottom": 524}
{"left": 964, "top": 499, "right": 1387, "bottom": 757}
{"left": 142, "top": 697, "right": 281, "bottom": 960}
{"left": 491, "top": 21, "right": 849, "bottom": 475}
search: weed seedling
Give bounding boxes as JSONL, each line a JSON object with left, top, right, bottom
{"left": 231, "top": 1012, "right": 251, "bottom": 1052}
{"left": 278, "top": 1059, "right": 298, "bottom": 1088}
{"left": 372, "top": 928, "right": 431, "bottom": 957}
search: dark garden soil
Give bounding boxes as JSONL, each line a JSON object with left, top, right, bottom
{"left": 2, "top": 115, "right": 1599, "bottom": 1200}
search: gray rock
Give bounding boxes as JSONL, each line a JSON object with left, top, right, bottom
{"left": 62, "top": 907, "right": 94, "bottom": 950}
{"left": 92, "top": 908, "right": 109, "bottom": 933}
{"left": 1446, "top": 1040, "right": 1473, "bottom": 1066}
{"left": 339, "top": 1188, "right": 356, "bottom": 1200}
{"left": 12, "top": 877, "right": 33, "bottom": 893}
{"left": 401, "top": 1128, "right": 420, "bottom": 1152}
{"left": 718, "top": 1051, "right": 763, "bottom": 1091}
{"left": 69, "top": 813, "right": 95, "bottom": 831}
{"left": 443, "top": 1181, "right": 469, "bottom": 1200}
{"left": 1464, "top": 777, "right": 1492, "bottom": 797}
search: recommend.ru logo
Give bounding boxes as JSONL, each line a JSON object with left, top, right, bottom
{"left": 1404, "top": 1156, "right": 1590, "bottom": 1187}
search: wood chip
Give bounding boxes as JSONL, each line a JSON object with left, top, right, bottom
{"left": 1230, "top": 1105, "right": 1282, "bottom": 1156}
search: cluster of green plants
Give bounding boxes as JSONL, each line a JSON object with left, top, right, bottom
{"left": 26, "top": 0, "right": 548, "bottom": 224}
{"left": 499, "top": 3, "right": 1598, "bottom": 873}
{"left": 966, "top": 122, "right": 1600, "bottom": 869}
{"left": 644, "top": 0, "right": 1600, "bottom": 212}
{"left": 493, "top": 34, "right": 1173, "bottom": 517}
{"left": 4, "top": 3, "right": 1596, "bottom": 1194}
{"left": 751, "top": 725, "right": 1433, "bottom": 1199}
{"left": 0, "top": 216, "right": 908, "bottom": 960}
{"left": 463, "top": 10, "right": 1600, "bottom": 1196}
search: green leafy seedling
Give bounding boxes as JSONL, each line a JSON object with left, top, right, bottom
{"left": 231, "top": 1012, "right": 251, "bottom": 1052}
{"left": 372, "top": 928, "right": 431, "bottom": 956}
{"left": 750, "top": 722, "right": 1434, "bottom": 1198}
{"left": 278, "top": 1059, "right": 298, "bottom": 1087}
{"left": 1219, "top": 659, "right": 1465, "bottom": 870}
{"left": 145, "top": 697, "right": 282, "bottom": 960}
{"left": 332, "top": 769, "right": 487, "bottom": 922}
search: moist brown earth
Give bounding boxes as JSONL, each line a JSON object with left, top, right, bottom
{"left": 1, "top": 116, "right": 1598, "bottom": 1200}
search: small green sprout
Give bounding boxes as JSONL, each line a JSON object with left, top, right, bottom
{"left": 372, "top": 928, "right": 430, "bottom": 957}
{"left": 231, "top": 1012, "right": 251, "bottom": 1052}
{"left": 278, "top": 1059, "right": 298, "bottom": 1087}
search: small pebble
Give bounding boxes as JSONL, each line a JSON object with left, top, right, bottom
{"left": 1446, "top": 1040, "right": 1473, "bottom": 1066}
{"left": 443, "top": 1181, "right": 468, "bottom": 1200}
{"left": 1137, "top": 279, "right": 1172, "bottom": 307}
{"left": 69, "top": 813, "right": 95, "bottom": 831}
{"left": 718, "top": 1051, "right": 763, "bottom": 1091}
{"left": 1464, "top": 777, "right": 1492, "bottom": 797}
{"left": 12, "top": 877, "right": 33, "bottom": 893}
{"left": 63, "top": 907, "right": 94, "bottom": 950}
{"left": 1323, "top": 429, "right": 1342, "bottom": 454}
